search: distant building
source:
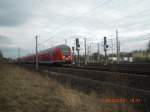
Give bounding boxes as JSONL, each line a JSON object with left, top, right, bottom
{"left": 109, "top": 56, "right": 133, "bottom": 62}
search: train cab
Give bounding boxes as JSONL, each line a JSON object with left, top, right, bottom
{"left": 62, "top": 46, "right": 72, "bottom": 63}
{"left": 53, "top": 45, "right": 72, "bottom": 64}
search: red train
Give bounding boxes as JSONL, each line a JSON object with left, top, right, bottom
{"left": 17, "top": 44, "right": 72, "bottom": 64}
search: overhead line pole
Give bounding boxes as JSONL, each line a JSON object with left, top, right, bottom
{"left": 90, "top": 43, "right": 92, "bottom": 63}
{"left": 18, "top": 47, "right": 20, "bottom": 58}
{"left": 87, "top": 46, "right": 89, "bottom": 63}
{"left": 18, "top": 47, "right": 20, "bottom": 63}
{"left": 116, "top": 29, "right": 120, "bottom": 64}
{"left": 97, "top": 43, "right": 100, "bottom": 61}
{"left": 35, "top": 35, "right": 39, "bottom": 71}
{"left": 84, "top": 38, "right": 87, "bottom": 65}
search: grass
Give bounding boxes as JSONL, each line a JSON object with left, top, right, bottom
{"left": 0, "top": 63, "right": 142, "bottom": 112}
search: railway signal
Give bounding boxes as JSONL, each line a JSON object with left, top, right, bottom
{"left": 104, "top": 37, "right": 108, "bottom": 65}
{"left": 72, "top": 46, "right": 75, "bottom": 63}
{"left": 75, "top": 38, "right": 80, "bottom": 66}
{"left": 76, "top": 38, "right": 80, "bottom": 50}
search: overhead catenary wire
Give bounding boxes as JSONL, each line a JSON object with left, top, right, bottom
{"left": 37, "top": 0, "right": 150, "bottom": 53}
{"left": 39, "top": 6, "right": 149, "bottom": 46}
{"left": 38, "top": 0, "right": 112, "bottom": 45}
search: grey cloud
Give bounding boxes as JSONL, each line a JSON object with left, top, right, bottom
{"left": 0, "top": 47, "right": 29, "bottom": 58}
{"left": 0, "top": 0, "right": 34, "bottom": 26}
{"left": 0, "top": 0, "right": 150, "bottom": 58}
{"left": 0, "top": 35, "right": 12, "bottom": 44}
{"left": 0, "top": 47, "right": 17, "bottom": 58}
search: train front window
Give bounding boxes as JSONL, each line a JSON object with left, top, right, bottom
{"left": 61, "top": 47, "right": 70, "bottom": 56}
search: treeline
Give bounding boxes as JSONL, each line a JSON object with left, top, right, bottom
{"left": 132, "top": 41, "right": 150, "bottom": 62}
{"left": 132, "top": 50, "right": 150, "bottom": 62}
{"left": 73, "top": 50, "right": 150, "bottom": 63}
{"left": 0, "top": 50, "right": 3, "bottom": 58}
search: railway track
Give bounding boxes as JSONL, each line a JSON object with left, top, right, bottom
{"left": 81, "top": 63, "right": 150, "bottom": 75}
{"left": 41, "top": 66, "right": 150, "bottom": 90}
{"left": 20, "top": 64, "right": 150, "bottom": 91}
{"left": 19, "top": 64, "right": 150, "bottom": 111}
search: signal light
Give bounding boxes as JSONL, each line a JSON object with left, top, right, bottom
{"left": 76, "top": 38, "right": 80, "bottom": 50}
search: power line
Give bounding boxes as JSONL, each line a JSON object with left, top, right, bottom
{"left": 119, "top": 20, "right": 150, "bottom": 30}
{"left": 121, "top": 37, "right": 150, "bottom": 44}
{"left": 65, "top": 0, "right": 111, "bottom": 21}
{"left": 38, "top": 0, "right": 150, "bottom": 49}
{"left": 38, "top": 0, "right": 112, "bottom": 45}
{"left": 113, "top": 8, "right": 150, "bottom": 23}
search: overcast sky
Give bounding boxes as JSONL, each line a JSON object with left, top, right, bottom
{"left": 0, "top": 0, "right": 150, "bottom": 58}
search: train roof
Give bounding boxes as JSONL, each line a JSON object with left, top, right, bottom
{"left": 48, "top": 44, "right": 70, "bottom": 49}
{"left": 40, "top": 44, "right": 70, "bottom": 53}
{"left": 17, "top": 44, "right": 70, "bottom": 59}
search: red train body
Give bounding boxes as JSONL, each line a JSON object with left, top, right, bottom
{"left": 18, "top": 44, "right": 72, "bottom": 64}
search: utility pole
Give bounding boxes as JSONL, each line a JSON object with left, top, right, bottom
{"left": 18, "top": 47, "right": 20, "bottom": 63}
{"left": 89, "top": 42, "right": 93, "bottom": 63}
{"left": 84, "top": 38, "right": 87, "bottom": 65}
{"left": 116, "top": 29, "right": 120, "bottom": 64}
{"left": 35, "top": 35, "right": 38, "bottom": 71}
{"left": 89, "top": 44, "right": 91, "bottom": 62}
{"left": 87, "top": 46, "right": 89, "bottom": 63}
{"left": 148, "top": 40, "right": 150, "bottom": 52}
{"left": 111, "top": 39, "right": 113, "bottom": 55}
{"left": 18, "top": 47, "right": 20, "bottom": 58}
{"left": 97, "top": 43, "right": 100, "bottom": 61}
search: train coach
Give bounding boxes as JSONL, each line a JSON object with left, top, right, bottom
{"left": 17, "top": 44, "right": 72, "bottom": 64}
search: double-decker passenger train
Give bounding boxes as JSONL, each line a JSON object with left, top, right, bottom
{"left": 17, "top": 44, "right": 72, "bottom": 64}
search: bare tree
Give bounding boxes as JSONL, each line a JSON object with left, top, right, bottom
{"left": 0, "top": 50, "right": 3, "bottom": 58}
{"left": 147, "top": 40, "right": 150, "bottom": 52}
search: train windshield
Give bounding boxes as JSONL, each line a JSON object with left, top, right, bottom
{"left": 61, "top": 47, "right": 70, "bottom": 56}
